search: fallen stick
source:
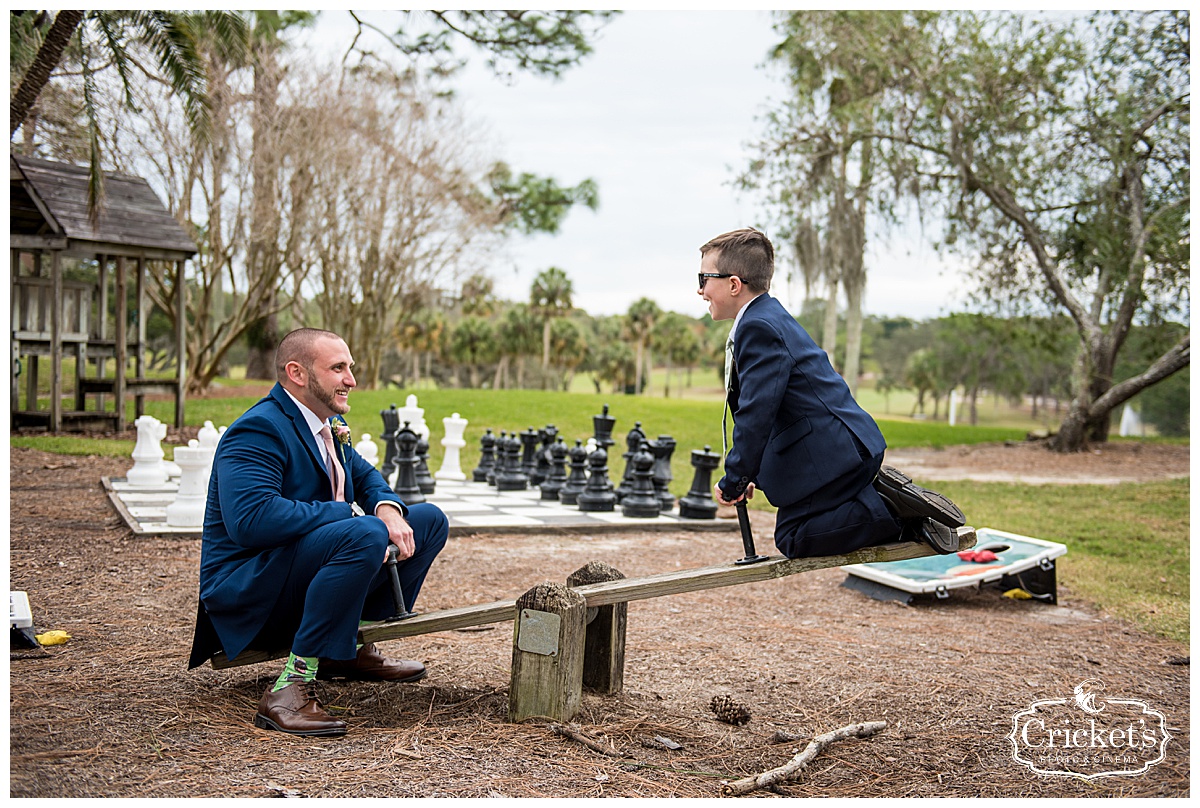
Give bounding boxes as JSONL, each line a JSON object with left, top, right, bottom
{"left": 550, "top": 722, "right": 625, "bottom": 758}
{"left": 722, "top": 720, "right": 888, "bottom": 796}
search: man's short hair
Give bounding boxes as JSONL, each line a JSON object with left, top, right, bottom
{"left": 699, "top": 228, "right": 774, "bottom": 293}
{"left": 275, "top": 328, "right": 341, "bottom": 381}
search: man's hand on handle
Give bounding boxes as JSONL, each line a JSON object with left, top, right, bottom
{"left": 376, "top": 504, "right": 415, "bottom": 561}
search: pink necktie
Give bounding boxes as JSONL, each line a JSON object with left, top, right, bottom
{"left": 319, "top": 424, "right": 346, "bottom": 502}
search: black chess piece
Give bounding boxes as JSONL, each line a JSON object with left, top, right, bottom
{"left": 593, "top": 403, "right": 616, "bottom": 450}
{"left": 379, "top": 404, "right": 400, "bottom": 481}
{"left": 559, "top": 439, "right": 589, "bottom": 506}
{"left": 520, "top": 427, "right": 540, "bottom": 481}
{"left": 473, "top": 428, "right": 496, "bottom": 483}
{"left": 650, "top": 435, "right": 677, "bottom": 512}
{"left": 576, "top": 446, "right": 616, "bottom": 512}
{"left": 391, "top": 422, "right": 425, "bottom": 504}
{"left": 621, "top": 441, "right": 660, "bottom": 518}
{"left": 533, "top": 425, "right": 556, "bottom": 485}
{"left": 415, "top": 433, "right": 436, "bottom": 495}
{"left": 540, "top": 437, "right": 569, "bottom": 501}
{"left": 615, "top": 420, "right": 646, "bottom": 503}
{"left": 487, "top": 431, "right": 506, "bottom": 486}
{"left": 496, "top": 431, "right": 529, "bottom": 491}
{"left": 678, "top": 445, "right": 721, "bottom": 519}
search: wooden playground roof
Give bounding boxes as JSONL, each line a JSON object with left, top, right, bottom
{"left": 10, "top": 153, "right": 197, "bottom": 260}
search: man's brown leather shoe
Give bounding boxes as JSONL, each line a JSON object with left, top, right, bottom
{"left": 254, "top": 682, "right": 347, "bottom": 737}
{"left": 316, "top": 643, "right": 427, "bottom": 682}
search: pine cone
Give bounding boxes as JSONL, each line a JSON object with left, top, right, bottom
{"left": 709, "top": 694, "right": 751, "bottom": 726}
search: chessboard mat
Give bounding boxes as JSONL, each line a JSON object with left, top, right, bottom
{"left": 102, "top": 476, "right": 737, "bottom": 538}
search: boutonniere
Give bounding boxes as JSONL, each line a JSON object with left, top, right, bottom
{"left": 332, "top": 417, "right": 351, "bottom": 460}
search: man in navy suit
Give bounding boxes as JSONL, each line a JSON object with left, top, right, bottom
{"left": 699, "top": 228, "right": 964, "bottom": 559}
{"left": 189, "top": 328, "right": 448, "bottom": 737}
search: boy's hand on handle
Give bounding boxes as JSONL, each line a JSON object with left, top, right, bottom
{"left": 714, "top": 481, "right": 755, "bottom": 507}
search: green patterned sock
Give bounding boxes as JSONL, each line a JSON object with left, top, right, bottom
{"left": 272, "top": 652, "right": 319, "bottom": 692}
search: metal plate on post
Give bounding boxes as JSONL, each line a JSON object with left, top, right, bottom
{"left": 517, "top": 609, "right": 560, "bottom": 656}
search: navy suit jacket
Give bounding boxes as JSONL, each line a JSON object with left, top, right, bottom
{"left": 719, "top": 294, "right": 886, "bottom": 510}
{"left": 189, "top": 383, "right": 406, "bottom": 666}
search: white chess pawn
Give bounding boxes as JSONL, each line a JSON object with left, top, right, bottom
{"left": 586, "top": 438, "right": 598, "bottom": 455}
{"left": 198, "top": 420, "right": 220, "bottom": 449}
{"left": 356, "top": 433, "right": 380, "bottom": 467}
{"left": 197, "top": 420, "right": 222, "bottom": 479}
{"left": 397, "top": 394, "right": 429, "bottom": 439}
{"left": 435, "top": 412, "right": 468, "bottom": 481}
{"left": 127, "top": 415, "right": 169, "bottom": 487}
{"left": 166, "top": 439, "right": 208, "bottom": 527}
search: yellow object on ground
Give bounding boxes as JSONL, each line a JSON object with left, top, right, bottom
{"left": 35, "top": 630, "right": 71, "bottom": 646}
{"left": 1002, "top": 588, "right": 1033, "bottom": 600}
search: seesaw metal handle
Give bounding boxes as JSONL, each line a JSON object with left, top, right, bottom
{"left": 384, "top": 544, "right": 415, "bottom": 621}
{"left": 734, "top": 500, "right": 769, "bottom": 565}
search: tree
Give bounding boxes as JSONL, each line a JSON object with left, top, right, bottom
{"left": 548, "top": 318, "right": 588, "bottom": 391}
{"left": 485, "top": 163, "right": 599, "bottom": 235}
{"left": 343, "top": 10, "right": 617, "bottom": 79}
{"left": 650, "top": 312, "right": 701, "bottom": 397}
{"left": 449, "top": 316, "right": 497, "bottom": 388}
{"left": 397, "top": 307, "right": 447, "bottom": 388}
{"left": 239, "top": 9, "right": 611, "bottom": 376}
{"left": 529, "top": 267, "right": 575, "bottom": 376}
{"left": 10, "top": 10, "right": 250, "bottom": 217}
{"left": 886, "top": 11, "right": 1189, "bottom": 450}
{"left": 242, "top": 11, "right": 318, "bottom": 380}
{"left": 495, "top": 304, "right": 541, "bottom": 389}
{"left": 749, "top": 11, "right": 935, "bottom": 394}
{"left": 624, "top": 297, "right": 661, "bottom": 395}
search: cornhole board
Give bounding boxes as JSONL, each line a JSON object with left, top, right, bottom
{"left": 840, "top": 528, "right": 1067, "bottom": 605}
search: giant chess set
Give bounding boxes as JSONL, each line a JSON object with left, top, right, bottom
{"left": 103, "top": 397, "right": 736, "bottom": 538}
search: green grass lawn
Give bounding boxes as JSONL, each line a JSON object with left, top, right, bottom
{"left": 11, "top": 384, "right": 1188, "bottom": 645}
{"left": 934, "top": 478, "right": 1189, "bottom": 645}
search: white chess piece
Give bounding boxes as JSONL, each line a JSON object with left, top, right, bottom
{"left": 397, "top": 394, "right": 429, "bottom": 439}
{"left": 197, "top": 420, "right": 222, "bottom": 479}
{"left": 356, "top": 433, "right": 380, "bottom": 467}
{"left": 435, "top": 413, "right": 468, "bottom": 481}
{"left": 198, "top": 420, "right": 220, "bottom": 449}
{"left": 166, "top": 439, "right": 208, "bottom": 527}
{"left": 586, "top": 438, "right": 598, "bottom": 455}
{"left": 127, "top": 415, "right": 169, "bottom": 487}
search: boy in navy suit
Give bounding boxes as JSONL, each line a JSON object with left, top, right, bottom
{"left": 189, "top": 328, "right": 449, "bottom": 736}
{"left": 698, "top": 228, "right": 964, "bottom": 559}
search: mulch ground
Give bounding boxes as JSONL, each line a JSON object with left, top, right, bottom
{"left": 7, "top": 443, "right": 1190, "bottom": 798}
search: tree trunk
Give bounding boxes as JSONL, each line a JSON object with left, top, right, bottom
{"left": 634, "top": 339, "right": 645, "bottom": 395}
{"left": 1050, "top": 334, "right": 1189, "bottom": 451}
{"left": 243, "top": 38, "right": 283, "bottom": 380}
{"left": 822, "top": 276, "right": 839, "bottom": 368}
{"left": 10, "top": 10, "right": 85, "bottom": 136}
{"left": 843, "top": 279, "right": 864, "bottom": 397}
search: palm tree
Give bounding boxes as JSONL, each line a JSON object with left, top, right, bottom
{"left": 449, "top": 316, "right": 497, "bottom": 389}
{"left": 495, "top": 304, "right": 540, "bottom": 389}
{"left": 623, "top": 297, "right": 661, "bottom": 395}
{"left": 529, "top": 267, "right": 574, "bottom": 376}
{"left": 548, "top": 318, "right": 588, "bottom": 391}
{"left": 10, "top": 10, "right": 250, "bottom": 217}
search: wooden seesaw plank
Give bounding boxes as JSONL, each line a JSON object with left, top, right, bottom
{"left": 210, "top": 527, "right": 975, "bottom": 669}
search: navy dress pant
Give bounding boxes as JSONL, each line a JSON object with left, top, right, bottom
{"left": 772, "top": 450, "right": 901, "bottom": 559}
{"left": 252, "top": 503, "right": 448, "bottom": 662}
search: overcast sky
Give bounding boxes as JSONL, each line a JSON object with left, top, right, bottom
{"left": 302, "top": 10, "right": 971, "bottom": 321}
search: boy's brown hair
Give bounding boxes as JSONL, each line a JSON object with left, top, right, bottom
{"left": 699, "top": 227, "right": 774, "bottom": 292}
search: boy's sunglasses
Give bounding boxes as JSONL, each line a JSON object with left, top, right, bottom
{"left": 698, "top": 272, "right": 736, "bottom": 290}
